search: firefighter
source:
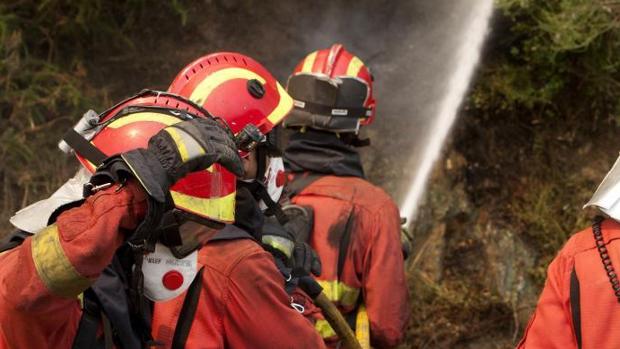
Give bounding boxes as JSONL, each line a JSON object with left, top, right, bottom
{"left": 281, "top": 44, "right": 411, "bottom": 348}
{"left": 168, "top": 52, "right": 322, "bottom": 303}
{"left": 0, "top": 54, "right": 326, "bottom": 349}
{"left": 518, "top": 155, "right": 620, "bottom": 349}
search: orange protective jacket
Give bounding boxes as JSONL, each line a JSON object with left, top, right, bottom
{"left": 0, "top": 182, "right": 325, "bottom": 349}
{"left": 290, "top": 175, "right": 411, "bottom": 348}
{"left": 518, "top": 219, "right": 620, "bottom": 349}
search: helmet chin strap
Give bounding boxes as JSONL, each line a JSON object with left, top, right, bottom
{"left": 238, "top": 180, "right": 288, "bottom": 225}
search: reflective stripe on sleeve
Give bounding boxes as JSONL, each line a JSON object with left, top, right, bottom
{"left": 261, "top": 235, "right": 294, "bottom": 258}
{"left": 355, "top": 304, "right": 371, "bottom": 349}
{"left": 31, "top": 225, "right": 91, "bottom": 298}
{"left": 315, "top": 319, "right": 337, "bottom": 339}
{"left": 317, "top": 279, "right": 360, "bottom": 308}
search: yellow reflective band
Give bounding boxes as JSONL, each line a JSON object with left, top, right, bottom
{"left": 266, "top": 83, "right": 293, "bottom": 125}
{"left": 31, "top": 225, "right": 91, "bottom": 298}
{"left": 165, "top": 127, "right": 190, "bottom": 161}
{"left": 317, "top": 280, "right": 360, "bottom": 308}
{"left": 164, "top": 127, "right": 206, "bottom": 162}
{"left": 301, "top": 51, "right": 318, "bottom": 73}
{"left": 261, "top": 235, "right": 294, "bottom": 258}
{"left": 171, "top": 190, "right": 236, "bottom": 223}
{"left": 355, "top": 304, "right": 371, "bottom": 349}
{"left": 346, "top": 56, "right": 364, "bottom": 77}
{"left": 107, "top": 112, "right": 181, "bottom": 129}
{"left": 315, "top": 319, "right": 337, "bottom": 339}
{"left": 190, "top": 68, "right": 266, "bottom": 106}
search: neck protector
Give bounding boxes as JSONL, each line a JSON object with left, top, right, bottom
{"left": 283, "top": 129, "right": 365, "bottom": 178}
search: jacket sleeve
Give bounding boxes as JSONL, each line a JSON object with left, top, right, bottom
{"left": 362, "top": 200, "right": 411, "bottom": 348}
{"left": 517, "top": 246, "right": 577, "bottom": 349}
{"left": 222, "top": 250, "right": 326, "bottom": 349}
{"left": 0, "top": 181, "right": 147, "bottom": 313}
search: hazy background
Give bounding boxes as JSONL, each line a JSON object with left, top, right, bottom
{"left": 1, "top": 1, "right": 619, "bottom": 347}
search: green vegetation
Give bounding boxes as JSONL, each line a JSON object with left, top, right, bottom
{"left": 405, "top": 1, "right": 620, "bottom": 347}
{"left": 471, "top": 0, "right": 620, "bottom": 283}
{"left": 0, "top": 1, "right": 185, "bottom": 232}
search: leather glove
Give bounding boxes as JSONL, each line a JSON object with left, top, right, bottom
{"left": 89, "top": 117, "right": 244, "bottom": 204}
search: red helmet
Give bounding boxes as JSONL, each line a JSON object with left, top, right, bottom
{"left": 168, "top": 52, "right": 293, "bottom": 141}
{"left": 284, "top": 44, "right": 376, "bottom": 133}
{"left": 76, "top": 90, "right": 237, "bottom": 223}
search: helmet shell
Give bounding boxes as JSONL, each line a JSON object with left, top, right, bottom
{"left": 76, "top": 91, "right": 236, "bottom": 223}
{"left": 168, "top": 52, "right": 293, "bottom": 135}
{"left": 289, "top": 44, "right": 376, "bottom": 127}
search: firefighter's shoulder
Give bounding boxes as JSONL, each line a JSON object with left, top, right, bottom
{"left": 307, "top": 175, "right": 396, "bottom": 209}
{"left": 560, "top": 218, "right": 620, "bottom": 259}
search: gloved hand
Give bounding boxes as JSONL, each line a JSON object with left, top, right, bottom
{"left": 89, "top": 117, "right": 244, "bottom": 204}
{"left": 291, "top": 241, "right": 322, "bottom": 278}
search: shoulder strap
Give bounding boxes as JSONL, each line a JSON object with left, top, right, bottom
{"left": 171, "top": 268, "right": 204, "bottom": 349}
{"left": 286, "top": 173, "right": 323, "bottom": 198}
{"left": 72, "top": 289, "right": 114, "bottom": 349}
{"left": 570, "top": 267, "right": 582, "bottom": 349}
{"left": 338, "top": 211, "right": 355, "bottom": 281}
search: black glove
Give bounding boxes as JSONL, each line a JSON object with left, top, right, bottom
{"left": 90, "top": 117, "right": 244, "bottom": 204}
{"left": 87, "top": 117, "right": 243, "bottom": 252}
{"left": 291, "top": 241, "right": 322, "bottom": 278}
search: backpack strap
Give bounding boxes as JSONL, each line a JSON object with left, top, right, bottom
{"left": 171, "top": 268, "right": 204, "bottom": 349}
{"left": 337, "top": 210, "right": 355, "bottom": 281}
{"left": 72, "top": 289, "right": 114, "bottom": 349}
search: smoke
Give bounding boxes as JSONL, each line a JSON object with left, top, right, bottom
{"left": 94, "top": 0, "right": 496, "bottom": 221}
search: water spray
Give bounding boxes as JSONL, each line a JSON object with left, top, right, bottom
{"left": 400, "top": 0, "right": 495, "bottom": 227}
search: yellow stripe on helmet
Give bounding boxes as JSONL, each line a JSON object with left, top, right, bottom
{"left": 317, "top": 279, "right": 361, "bottom": 308}
{"left": 266, "top": 82, "right": 293, "bottom": 125}
{"left": 301, "top": 51, "right": 318, "bottom": 73}
{"left": 171, "top": 190, "right": 236, "bottom": 223}
{"left": 189, "top": 67, "right": 266, "bottom": 106}
{"left": 31, "top": 225, "right": 92, "bottom": 298}
{"left": 107, "top": 112, "right": 181, "bottom": 129}
{"left": 346, "top": 56, "right": 364, "bottom": 77}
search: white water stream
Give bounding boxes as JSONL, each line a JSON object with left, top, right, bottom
{"left": 400, "top": 0, "right": 495, "bottom": 225}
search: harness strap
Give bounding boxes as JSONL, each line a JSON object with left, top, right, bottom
{"left": 72, "top": 289, "right": 114, "bottom": 349}
{"left": 62, "top": 128, "right": 107, "bottom": 165}
{"left": 570, "top": 267, "right": 582, "bottom": 349}
{"left": 337, "top": 210, "right": 355, "bottom": 281}
{"left": 171, "top": 268, "right": 204, "bottom": 349}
